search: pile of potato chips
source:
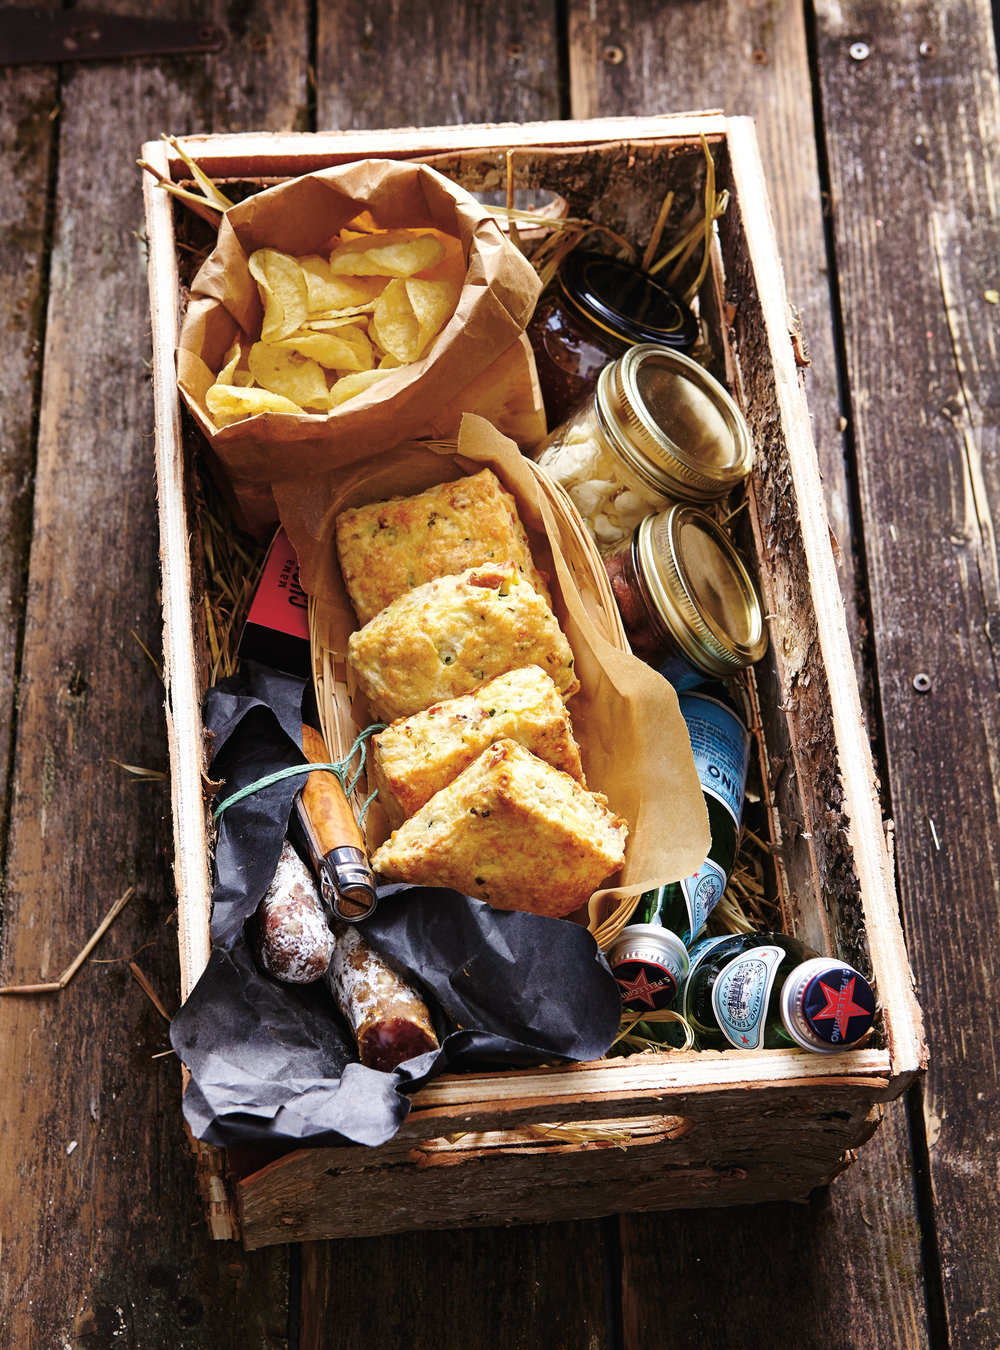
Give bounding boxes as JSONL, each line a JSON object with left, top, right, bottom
{"left": 206, "top": 224, "right": 464, "bottom": 428}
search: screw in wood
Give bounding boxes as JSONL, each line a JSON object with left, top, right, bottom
{"left": 849, "top": 42, "right": 870, "bottom": 60}
{"left": 912, "top": 673, "right": 932, "bottom": 693}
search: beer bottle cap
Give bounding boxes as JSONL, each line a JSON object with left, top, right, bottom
{"left": 780, "top": 958, "right": 876, "bottom": 1052}
{"left": 607, "top": 923, "right": 690, "bottom": 1012}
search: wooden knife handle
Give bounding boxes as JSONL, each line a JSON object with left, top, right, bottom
{"left": 300, "top": 724, "right": 365, "bottom": 855}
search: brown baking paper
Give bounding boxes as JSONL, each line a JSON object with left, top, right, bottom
{"left": 281, "top": 413, "right": 710, "bottom": 908}
{"left": 177, "top": 159, "right": 546, "bottom": 535}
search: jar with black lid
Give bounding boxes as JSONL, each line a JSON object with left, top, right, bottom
{"left": 603, "top": 502, "right": 768, "bottom": 688}
{"left": 527, "top": 252, "right": 699, "bottom": 427}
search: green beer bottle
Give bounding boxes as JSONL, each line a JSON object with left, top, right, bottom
{"left": 634, "top": 687, "right": 750, "bottom": 945}
{"left": 682, "top": 932, "right": 877, "bottom": 1052}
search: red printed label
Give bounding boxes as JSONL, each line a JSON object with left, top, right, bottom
{"left": 247, "top": 528, "right": 310, "bottom": 640}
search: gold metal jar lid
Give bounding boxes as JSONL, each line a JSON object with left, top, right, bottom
{"left": 636, "top": 504, "right": 768, "bottom": 676}
{"left": 596, "top": 344, "right": 754, "bottom": 503}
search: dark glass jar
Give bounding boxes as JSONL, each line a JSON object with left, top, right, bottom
{"left": 602, "top": 503, "right": 768, "bottom": 688}
{"left": 527, "top": 252, "right": 699, "bottom": 427}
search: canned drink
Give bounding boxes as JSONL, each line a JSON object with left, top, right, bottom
{"left": 607, "top": 923, "right": 690, "bottom": 1011}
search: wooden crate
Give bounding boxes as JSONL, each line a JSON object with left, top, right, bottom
{"left": 142, "top": 113, "right": 925, "bottom": 1249}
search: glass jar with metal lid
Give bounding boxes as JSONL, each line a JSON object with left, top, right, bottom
{"left": 526, "top": 252, "right": 699, "bottom": 426}
{"left": 602, "top": 502, "right": 768, "bottom": 688}
{"left": 532, "top": 344, "right": 754, "bottom": 555}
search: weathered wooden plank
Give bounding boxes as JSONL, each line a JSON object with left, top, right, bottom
{"left": 814, "top": 2, "right": 1000, "bottom": 1344}
{"left": 315, "top": 1, "right": 564, "bottom": 131}
{"left": 619, "top": 1097, "right": 926, "bottom": 1349}
{"left": 0, "top": 0, "right": 312, "bottom": 1343}
{"left": 566, "top": 4, "right": 929, "bottom": 1346}
{"left": 0, "top": 61, "right": 57, "bottom": 858}
{"left": 299, "top": 1222, "right": 610, "bottom": 1350}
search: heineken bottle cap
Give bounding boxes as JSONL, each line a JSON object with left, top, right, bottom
{"left": 780, "top": 957, "right": 876, "bottom": 1053}
{"left": 607, "top": 924, "right": 690, "bottom": 1012}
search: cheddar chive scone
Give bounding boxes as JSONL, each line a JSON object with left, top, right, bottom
{"left": 335, "top": 468, "right": 550, "bottom": 625}
{"left": 370, "top": 738, "right": 628, "bottom": 918}
{"left": 347, "top": 562, "right": 579, "bottom": 723}
{"left": 371, "top": 665, "right": 585, "bottom": 827}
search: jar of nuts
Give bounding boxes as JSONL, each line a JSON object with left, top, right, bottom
{"left": 532, "top": 344, "right": 754, "bottom": 555}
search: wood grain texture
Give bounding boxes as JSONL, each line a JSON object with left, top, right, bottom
{"left": 814, "top": 1, "right": 1000, "bottom": 1344}
{"left": 0, "top": 0, "right": 311, "bottom": 1343}
{"left": 0, "top": 60, "right": 57, "bottom": 856}
{"left": 619, "top": 1098, "right": 926, "bottom": 1350}
{"left": 566, "top": 5, "right": 929, "bottom": 1347}
{"left": 315, "top": 1, "right": 563, "bottom": 131}
{"left": 299, "top": 1221, "right": 610, "bottom": 1350}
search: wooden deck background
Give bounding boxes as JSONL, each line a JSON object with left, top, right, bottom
{"left": 2, "top": 2, "right": 998, "bottom": 1345}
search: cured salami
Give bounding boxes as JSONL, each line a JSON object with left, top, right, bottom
{"left": 252, "top": 840, "right": 336, "bottom": 983}
{"left": 326, "top": 922, "right": 439, "bottom": 1071}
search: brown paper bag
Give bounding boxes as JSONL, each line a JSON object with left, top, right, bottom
{"left": 177, "top": 159, "right": 546, "bottom": 535}
{"left": 291, "top": 414, "right": 710, "bottom": 910}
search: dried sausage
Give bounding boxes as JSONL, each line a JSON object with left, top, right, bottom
{"left": 326, "top": 922, "right": 439, "bottom": 1071}
{"left": 252, "top": 839, "right": 335, "bottom": 983}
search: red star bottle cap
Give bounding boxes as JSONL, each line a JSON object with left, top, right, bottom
{"left": 607, "top": 924, "right": 690, "bottom": 1012}
{"left": 780, "top": 958, "right": 876, "bottom": 1052}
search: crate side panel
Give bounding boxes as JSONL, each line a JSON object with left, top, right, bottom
{"left": 712, "top": 141, "right": 871, "bottom": 978}
{"left": 236, "top": 1082, "right": 883, "bottom": 1246}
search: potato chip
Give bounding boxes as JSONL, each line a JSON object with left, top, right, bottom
{"left": 370, "top": 276, "right": 459, "bottom": 363}
{"left": 369, "top": 279, "right": 421, "bottom": 363}
{"left": 406, "top": 277, "right": 460, "bottom": 349}
{"left": 327, "top": 368, "right": 396, "bottom": 408}
{"left": 248, "top": 249, "right": 309, "bottom": 342}
{"left": 307, "top": 312, "right": 374, "bottom": 330}
{"left": 328, "top": 229, "right": 446, "bottom": 278}
{"left": 299, "top": 255, "right": 388, "bottom": 314}
{"left": 248, "top": 342, "right": 330, "bottom": 410}
{"left": 276, "top": 327, "right": 374, "bottom": 372}
{"left": 415, "top": 235, "right": 467, "bottom": 290}
{"left": 217, "top": 340, "right": 243, "bottom": 384}
{"left": 206, "top": 383, "right": 303, "bottom": 428}
{"left": 342, "top": 211, "right": 380, "bottom": 234}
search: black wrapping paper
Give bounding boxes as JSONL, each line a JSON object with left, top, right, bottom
{"left": 170, "top": 668, "right": 623, "bottom": 1148}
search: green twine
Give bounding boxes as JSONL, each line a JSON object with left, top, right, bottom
{"left": 212, "top": 724, "right": 384, "bottom": 824}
